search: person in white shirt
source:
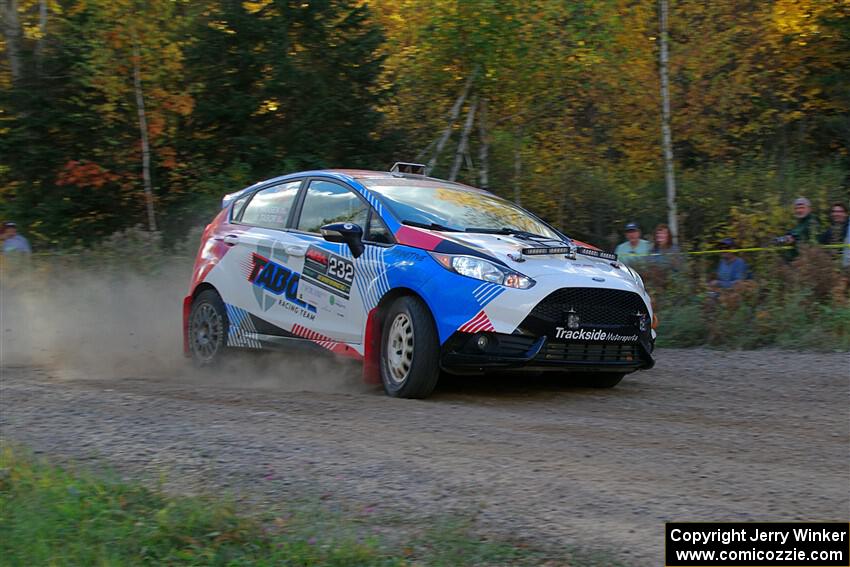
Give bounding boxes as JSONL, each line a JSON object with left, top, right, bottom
{"left": 614, "top": 222, "right": 651, "bottom": 266}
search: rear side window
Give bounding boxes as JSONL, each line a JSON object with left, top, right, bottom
{"left": 230, "top": 194, "right": 250, "bottom": 221}
{"left": 239, "top": 180, "right": 301, "bottom": 230}
{"left": 296, "top": 180, "right": 368, "bottom": 233}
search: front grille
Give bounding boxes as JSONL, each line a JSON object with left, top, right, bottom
{"left": 526, "top": 287, "right": 647, "bottom": 326}
{"left": 537, "top": 342, "right": 639, "bottom": 364}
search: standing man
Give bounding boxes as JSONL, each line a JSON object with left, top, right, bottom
{"left": 2, "top": 222, "right": 31, "bottom": 254}
{"left": 787, "top": 197, "right": 820, "bottom": 246}
{"left": 779, "top": 197, "right": 820, "bottom": 261}
{"left": 614, "top": 222, "right": 652, "bottom": 266}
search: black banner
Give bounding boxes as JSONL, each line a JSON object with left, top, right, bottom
{"left": 666, "top": 522, "right": 849, "bottom": 566}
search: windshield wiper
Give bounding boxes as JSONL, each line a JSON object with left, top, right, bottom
{"left": 464, "top": 226, "right": 550, "bottom": 239}
{"left": 402, "top": 220, "right": 460, "bottom": 232}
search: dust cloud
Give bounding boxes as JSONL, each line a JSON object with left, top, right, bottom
{"left": 0, "top": 259, "right": 365, "bottom": 393}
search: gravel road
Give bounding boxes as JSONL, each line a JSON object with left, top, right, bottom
{"left": 1, "top": 349, "right": 848, "bottom": 565}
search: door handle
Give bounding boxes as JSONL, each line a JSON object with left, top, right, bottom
{"left": 222, "top": 234, "right": 240, "bottom": 246}
{"left": 284, "top": 244, "right": 308, "bottom": 257}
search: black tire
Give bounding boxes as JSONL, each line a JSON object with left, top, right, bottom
{"left": 188, "top": 289, "right": 229, "bottom": 366}
{"left": 570, "top": 372, "right": 625, "bottom": 388}
{"left": 379, "top": 296, "right": 441, "bottom": 398}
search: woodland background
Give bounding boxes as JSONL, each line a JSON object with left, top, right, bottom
{"left": 2, "top": 0, "right": 848, "bottom": 249}
{"left": 2, "top": 0, "right": 849, "bottom": 348}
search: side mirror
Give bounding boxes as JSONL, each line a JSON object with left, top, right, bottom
{"left": 320, "top": 222, "right": 365, "bottom": 258}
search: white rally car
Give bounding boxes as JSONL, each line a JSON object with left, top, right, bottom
{"left": 183, "top": 163, "right": 656, "bottom": 398}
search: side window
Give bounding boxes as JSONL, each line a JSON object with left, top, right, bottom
{"left": 296, "top": 180, "right": 368, "bottom": 233}
{"left": 367, "top": 214, "right": 393, "bottom": 244}
{"left": 230, "top": 194, "right": 249, "bottom": 221}
{"left": 239, "top": 180, "right": 301, "bottom": 230}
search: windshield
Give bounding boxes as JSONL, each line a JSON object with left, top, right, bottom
{"left": 362, "top": 179, "right": 562, "bottom": 240}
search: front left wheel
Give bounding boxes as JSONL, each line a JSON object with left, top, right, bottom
{"left": 188, "top": 289, "right": 229, "bottom": 366}
{"left": 380, "top": 296, "right": 441, "bottom": 398}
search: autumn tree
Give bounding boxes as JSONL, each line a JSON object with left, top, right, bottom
{"left": 1, "top": 0, "right": 192, "bottom": 245}
{"left": 181, "top": 0, "right": 390, "bottom": 180}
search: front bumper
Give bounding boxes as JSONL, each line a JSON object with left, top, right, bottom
{"left": 441, "top": 331, "right": 655, "bottom": 373}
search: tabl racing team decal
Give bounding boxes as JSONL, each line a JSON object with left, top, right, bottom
{"left": 248, "top": 253, "right": 317, "bottom": 320}
{"left": 297, "top": 245, "right": 353, "bottom": 319}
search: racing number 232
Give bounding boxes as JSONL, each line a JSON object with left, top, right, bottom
{"left": 329, "top": 256, "right": 354, "bottom": 283}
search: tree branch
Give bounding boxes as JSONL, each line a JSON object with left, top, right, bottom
{"left": 478, "top": 98, "right": 489, "bottom": 188}
{"left": 426, "top": 69, "right": 477, "bottom": 175}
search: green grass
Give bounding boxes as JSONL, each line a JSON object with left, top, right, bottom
{"left": 0, "top": 447, "right": 573, "bottom": 566}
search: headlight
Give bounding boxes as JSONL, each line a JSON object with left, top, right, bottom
{"left": 429, "top": 252, "right": 535, "bottom": 289}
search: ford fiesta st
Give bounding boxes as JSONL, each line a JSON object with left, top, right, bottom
{"left": 184, "top": 163, "right": 656, "bottom": 398}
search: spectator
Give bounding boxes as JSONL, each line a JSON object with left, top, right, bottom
{"left": 2, "top": 221, "right": 31, "bottom": 254}
{"left": 788, "top": 197, "right": 820, "bottom": 245}
{"left": 844, "top": 220, "right": 850, "bottom": 269}
{"left": 709, "top": 238, "right": 750, "bottom": 289}
{"left": 776, "top": 197, "right": 819, "bottom": 261}
{"left": 818, "top": 202, "right": 848, "bottom": 249}
{"left": 648, "top": 223, "right": 681, "bottom": 269}
{"left": 614, "top": 222, "right": 651, "bottom": 266}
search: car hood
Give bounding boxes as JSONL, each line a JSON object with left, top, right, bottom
{"left": 438, "top": 231, "right": 640, "bottom": 285}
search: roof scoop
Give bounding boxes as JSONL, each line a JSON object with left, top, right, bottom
{"left": 390, "top": 162, "right": 426, "bottom": 175}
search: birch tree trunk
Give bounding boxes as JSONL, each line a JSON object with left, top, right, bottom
{"left": 426, "top": 71, "right": 476, "bottom": 174}
{"left": 35, "top": 0, "right": 47, "bottom": 72}
{"left": 463, "top": 149, "right": 474, "bottom": 172}
{"left": 478, "top": 98, "right": 489, "bottom": 188}
{"left": 449, "top": 97, "right": 477, "bottom": 181}
{"left": 659, "top": 0, "right": 679, "bottom": 245}
{"left": 513, "top": 133, "right": 522, "bottom": 205}
{"left": 1, "top": 0, "right": 23, "bottom": 84}
{"left": 132, "top": 42, "right": 157, "bottom": 232}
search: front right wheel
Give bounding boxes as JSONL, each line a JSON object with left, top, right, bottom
{"left": 380, "top": 296, "right": 441, "bottom": 398}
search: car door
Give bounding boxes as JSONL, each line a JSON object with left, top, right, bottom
{"left": 217, "top": 179, "right": 315, "bottom": 340}
{"left": 289, "top": 178, "right": 379, "bottom": 344}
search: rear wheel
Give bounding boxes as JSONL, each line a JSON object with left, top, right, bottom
{"left": 380, "top": 296, "right": 440, "bottom": 398}
{"left": 188, "top": 289, "right": 229, "bottom": 366}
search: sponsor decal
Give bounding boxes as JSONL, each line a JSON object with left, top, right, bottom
{"left": 298, "top": 245, "right": 354, "bottom": 318}
{"left": 394, "top": 250, "right": 427, "bottom": 262}
{"left": 248, "top": 253, "right": 317, "bottom": 318}
{"left": 302, "top": 245, "right": 353, "bottom": 298}
{"left": 554, "top": 327, "right": 638, "bottom": 342}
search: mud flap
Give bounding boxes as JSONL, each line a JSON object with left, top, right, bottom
{"left": 362, "top": 308, "right": 382, "bottom": 384}
{"left": 182, "top": 295, "right": 193, "bottom": 356}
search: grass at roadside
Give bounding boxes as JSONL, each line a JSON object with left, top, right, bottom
{"left": 1, "top": 446, "right": 615, "bottom": 566}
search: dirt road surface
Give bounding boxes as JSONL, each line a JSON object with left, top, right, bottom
{"left": 2, "top": 349, "right": 848, "bottom": 565}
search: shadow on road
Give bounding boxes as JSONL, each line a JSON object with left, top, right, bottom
{"left": 431, "top": 370, "right": 643, "bottom": 400}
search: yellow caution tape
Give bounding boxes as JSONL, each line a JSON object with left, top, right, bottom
{"left": 619, "top": 243, "right": 850, "bottom": 257}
